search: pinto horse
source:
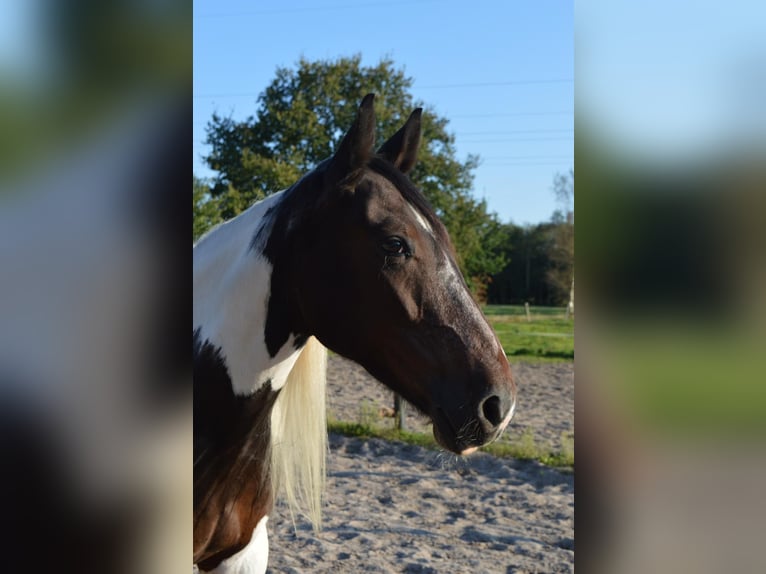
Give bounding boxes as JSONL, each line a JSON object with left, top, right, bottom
{"left": 193, "top": 94, "right": 516, "bottom": 573}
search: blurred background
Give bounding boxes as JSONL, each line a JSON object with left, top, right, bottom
{"left": 577, "top": 1, "right": 766, "bottom": 572}
{"left": 0, "top": 1, "right": 190, "bottom": 572}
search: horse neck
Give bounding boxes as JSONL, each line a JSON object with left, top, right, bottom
{"left": 193, "top": 191, "right": 302, "bottom": 396}
{"left": 193, "top": 186, "right": 328, "bottom": 560}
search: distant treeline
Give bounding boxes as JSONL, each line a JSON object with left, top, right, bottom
{"left": 487, "top": 219, "right": 573, "bottom": 307}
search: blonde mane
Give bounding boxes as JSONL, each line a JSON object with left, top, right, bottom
{"left": 269, "top": 336, "right": 328, "bottom": 530}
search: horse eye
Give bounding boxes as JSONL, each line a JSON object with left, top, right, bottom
{"left": 381, "top": 237, "right": 407, "bottom": 256}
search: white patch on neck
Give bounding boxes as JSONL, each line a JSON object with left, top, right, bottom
{"left": 407, "top": 201, "right": 433, "bottom": 234}
{"left": 200, "top": 515, "right": 269, "bottom": 574}
{"left": 194, "top": 191, "right": 302, "bottom": 395}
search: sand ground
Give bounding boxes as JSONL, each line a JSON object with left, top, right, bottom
{"left": 267, "top": 356, "right": 574, "bottom": 573}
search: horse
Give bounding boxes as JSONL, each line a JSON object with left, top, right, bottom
{"left": 193, "top": 94, "right": 517, "bottom": 573}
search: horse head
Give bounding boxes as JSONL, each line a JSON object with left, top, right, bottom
{"left": 265, "top": 94, "right": 516, "bottom": 454}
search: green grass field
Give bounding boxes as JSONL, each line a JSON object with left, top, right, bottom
{"left": 482, "top": 305, "right": 574, "bottom": 362}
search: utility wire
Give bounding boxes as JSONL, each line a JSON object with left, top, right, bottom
{"left": 457, "top": 129, "right": 572, "bottom": 135}
{"left": 450, "top": 111, "right": 573, "bottom": 118}
{"left": 197, "top": 0, "right": 441, "bottom": 19}
{"left": 416, "top": 79, "right": 573, "bottom": 89}
{"left": 459, "top": 137, "right": 573, "bottom": 143}
{"left": 195, "top": 79, "right": 572, "bottom": 99}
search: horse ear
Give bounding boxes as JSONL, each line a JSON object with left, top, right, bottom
{"left": 326, "top": 93, "right": 376, "bottom": 187}
{"left": 377, "top": 108, "right": 422, "bottom": 174}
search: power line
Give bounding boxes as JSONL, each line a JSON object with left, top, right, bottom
{"left": 482, "top": 161, "right": 567, "bottom": 167}
{"left": 194, "top": 79, "right": 573, "bottom": 100}
{"left": 459, "top": 137, "right": 573, "bottom": 143}
{"left": 197, "top": 0, "right": 439, "bottom": 19}
{"left": 450, "top": 110, "right": 573, "bottom": 118}
{"left": 194, "top": 93, "right": 258, "bottom": 100}
{"left": 482, "top": 155, "right": 573, "bottom": 160}
{"left": 415, "top": 79, "right": 573, "bottom": 89}
{"left": 457, "top": 129, "right": 573, "bottom": 135}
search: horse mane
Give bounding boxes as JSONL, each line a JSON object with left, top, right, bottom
{"left": 269, "top": 335, "right": 327, "bottom": 530}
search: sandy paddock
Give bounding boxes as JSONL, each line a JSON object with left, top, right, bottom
{"left": 267, "top": 356, "right": 574, "bottom": 573}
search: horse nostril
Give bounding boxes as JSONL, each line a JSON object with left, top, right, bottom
{"left": 480, "top": 395, "right": 504, "bottom": 427}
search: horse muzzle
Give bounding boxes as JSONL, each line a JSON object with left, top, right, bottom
{"left": 431, "top": 389, "right": 516, "bottom": 455}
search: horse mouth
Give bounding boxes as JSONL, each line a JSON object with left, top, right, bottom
{"left": 431, "top": 409, "right": 485, "bottom": 455}
{"left": 431, "top": 403, "right": 514, "bottom": 455}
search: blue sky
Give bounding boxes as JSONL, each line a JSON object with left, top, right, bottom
{"left": 577, "top": 0, "right": 766, "bottom": 162}
{"left": 194, "top": 0, "right": 574, "bottom": 225}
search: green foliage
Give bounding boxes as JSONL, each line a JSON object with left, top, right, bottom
{"left": 487, "top": 221, "right": 574, "bottom": 305}
{"left": 193, "top": 175, "right": 223, "bottom": 242}
{"left": 200, "top": 55, "right": 506, "bottom": 295}
{"left": 487, "top": 222, "right": 557, "bottom": 305}
{"left": 559, "top": 432, "right": 575, "bottom": 466}
{"left": 356, "top": 399, "right": 380, "bottom": 428}
{"left": 545, "top": 219, "right": 574, "bottom": 305}
{"left": 488, "top": 170, "right": 574, "bottom": 306}
{"left": 443, "top": 194, "right": 508, "bottom": 297}
{"left": 492, "top": 429, "right": 573, "bottom": 467}
{"left": 546, "top": 169, "right": 574, "bottom": 305}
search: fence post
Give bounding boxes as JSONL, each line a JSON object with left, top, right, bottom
{"left": 394, "top": 393, "right": 406, "bottom": 431}
{"left": 524, "top": 302, "right": 531, "bottom": 322}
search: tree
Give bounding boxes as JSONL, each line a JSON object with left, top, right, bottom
{"left": 193, "top": 175, "right": 223, "bottom": 242}
{"left": 201, "top": 55, "right": 506, "bottom": 295}
{"left": 487, "top": 169, "right": 574, "bottom": 307}
{"left": 487, "top": 222, "right": 561, "bottom": 305}
{"left": 547, "top": 169, "right": 574, "bottom": 310}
